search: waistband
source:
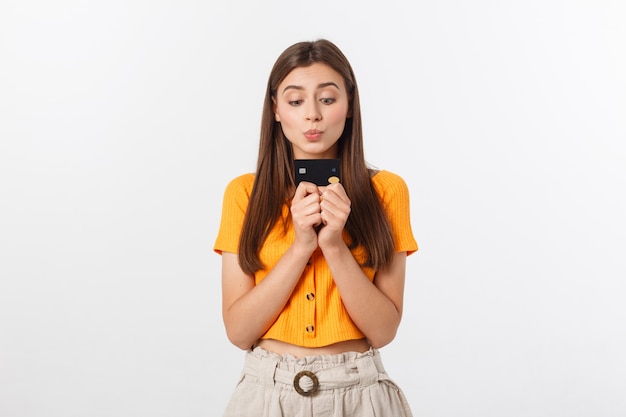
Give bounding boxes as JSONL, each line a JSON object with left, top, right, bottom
{"left": 242, "top": 346, "right": 388, "bottom": 396}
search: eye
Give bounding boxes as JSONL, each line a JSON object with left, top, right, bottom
{"left": 320, "top": 98, "right": 335, "bottom": 105}
{"left": 289, "top": 100, "right": 303, "bottom": 106}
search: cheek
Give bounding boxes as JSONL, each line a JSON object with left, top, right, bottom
{"left": 275, "top": 108, "right": 294, "bottom": 127}
{"left": 327, "top": 106, "right": 349, "bottom": 127}
{"left": 278, "top": 103, "right": 300, "bottom": 120}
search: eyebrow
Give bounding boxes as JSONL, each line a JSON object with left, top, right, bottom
{"left": 282, "top": 82, "right": 341, "bottom": 94}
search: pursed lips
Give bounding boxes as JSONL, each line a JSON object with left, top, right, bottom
{"left": 304, "top": 129, "right": 322, "bottom": 140}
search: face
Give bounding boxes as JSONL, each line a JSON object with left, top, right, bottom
{"left": 273, "top": 63, "right": 350, "bottom": 160}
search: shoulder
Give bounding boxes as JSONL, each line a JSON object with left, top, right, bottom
{"left": 223, "top": 173, "right": 255, "bottom": 196}
{"left": 221, "top": 173, "right": 256, "bottom": 209}
{"left": 371, "top": 170, "right": 410, "bottom": 199}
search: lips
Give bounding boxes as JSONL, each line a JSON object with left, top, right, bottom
{"left": 304, "top": 129, "right": 322, "bottom": 140}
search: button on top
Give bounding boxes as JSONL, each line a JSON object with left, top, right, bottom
{"left": 306, "top": 293, "right": 315, "bottom": 301}
{"left": 306, "top": 325, "right": 315, "bottom": 333}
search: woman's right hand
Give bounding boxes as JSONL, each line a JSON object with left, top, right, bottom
{"left": 290, "top": 181, "right": 322, "bottom": 253}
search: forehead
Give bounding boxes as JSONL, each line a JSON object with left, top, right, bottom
{"left": 278, "top": 63, "right": 345, "bottom": 91}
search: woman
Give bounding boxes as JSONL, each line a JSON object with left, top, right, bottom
{"left": 214, "top": 39, "right": 418, "bottom": 416}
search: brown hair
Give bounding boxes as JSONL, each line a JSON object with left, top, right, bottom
{"left": 238, "top": 39, "right": 394, "bottom": 274}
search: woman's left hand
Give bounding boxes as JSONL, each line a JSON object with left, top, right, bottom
{"left": 317, "top": 183, "right": 351, "bottom": 247}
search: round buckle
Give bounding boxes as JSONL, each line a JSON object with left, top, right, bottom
{"left": 293, "top": 370, "right": 319, "bottom": 396}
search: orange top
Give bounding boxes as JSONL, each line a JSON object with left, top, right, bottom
{"left": 214, "top": 170, "right": 418, "bottom": 347}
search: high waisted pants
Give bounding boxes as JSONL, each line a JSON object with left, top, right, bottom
{"left": 222, "top": 347, "right": 413, "bottom": 417}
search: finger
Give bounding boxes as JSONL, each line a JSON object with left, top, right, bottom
{"left": 292, "top": 192, "right": 322, "bottom": 217}
{"left": 294, "top": 213, "right": 323, "bottom": 230}
{"left": 294, "top": 181, "right": 321, "bottom": 201}
{"left": 320, "top": 193, "right": 351, "bottom": 223}
{"left": 321, "top": 189, "right": 350, "bottom": 209}
{"left": 323, "top": 183, "right": 349, "bottom": 201}
{"left": 320, "top": 201, "right": 341, "bottom": 220}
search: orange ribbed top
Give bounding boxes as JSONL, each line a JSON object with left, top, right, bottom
{"left": 214, "top": 170, "right": 418, "bottom": 347}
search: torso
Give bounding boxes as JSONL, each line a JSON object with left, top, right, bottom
{"left": 225, "top": 170, "right": 406, "bottom": 354}
{"left": 255, "top": 338, "right": 371, "bottom": 358}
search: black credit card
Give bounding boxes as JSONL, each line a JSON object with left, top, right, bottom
{"left": 294, "top": 159, "right": 340, "bottom": 186}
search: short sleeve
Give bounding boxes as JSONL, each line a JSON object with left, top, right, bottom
{"left": 213, "top": 174, "right": 255, "bottom": 255}
{"left": 372, "top": 171, "right": 418, "bottom": 255}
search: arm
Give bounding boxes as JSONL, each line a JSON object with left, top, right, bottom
{"left": 221, "top": 182, "right": 322, "bottom": 350}
{"left": 318, "top": 183, "right": 407, "bottom": 348}
{"left": 320, "top": 246, "right": 407, "bottom": 349}
{"left": 221, "top": 248, "right": 310, "bottom": 350}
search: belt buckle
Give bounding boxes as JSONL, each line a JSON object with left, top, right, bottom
{"left": 293, "top": 370, "right": 319, "bottom": 396}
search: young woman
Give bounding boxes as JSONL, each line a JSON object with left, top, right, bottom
{"left": 214, "top": 39, "right": 418, "bottom": 417}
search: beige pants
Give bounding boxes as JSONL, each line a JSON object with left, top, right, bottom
{"left": 223, "top": 347, "right": 413, "bottom": 417}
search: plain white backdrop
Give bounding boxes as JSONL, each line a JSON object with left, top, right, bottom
{"left": 1, "top": 1, "right": 625, "bottom": 416}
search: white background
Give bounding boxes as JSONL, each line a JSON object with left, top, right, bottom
{"left": 1, "top": 1, "right": 625, "bottom": 416}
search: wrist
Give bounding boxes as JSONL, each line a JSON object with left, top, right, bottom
{"left": 290, "top": 239, "right": 318, "bottom": 261}
{"left": 318, "top": 235, "right": 347, "bottom": 256}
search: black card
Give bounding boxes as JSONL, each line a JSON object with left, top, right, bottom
{"left": 294, "top": 159, "right": 340, "bottom": 186}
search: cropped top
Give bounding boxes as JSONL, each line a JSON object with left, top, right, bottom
{"left": 213, "top": 170, "right": 418, "bottom": 347}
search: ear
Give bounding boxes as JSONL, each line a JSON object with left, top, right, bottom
{"left": 272, "top": 97, "right": 280, "bottom": 122}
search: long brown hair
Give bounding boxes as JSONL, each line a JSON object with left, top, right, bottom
{"left": 239, "top": 39, "right": 394, "bottom": 274}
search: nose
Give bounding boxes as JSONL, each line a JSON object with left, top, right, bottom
{"left": 305, "top": 102, "right": 322, "bottom": 121}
